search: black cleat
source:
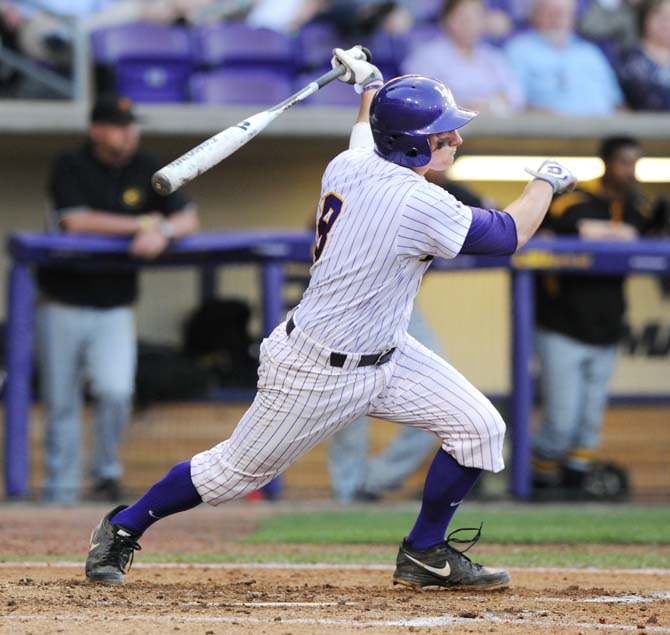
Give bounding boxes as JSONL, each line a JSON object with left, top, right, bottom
{"left": 393, "top": 526, "right": 510, "bottom": 591}
{"left": 85, "top": 505, "right": 141, "bottom": 585}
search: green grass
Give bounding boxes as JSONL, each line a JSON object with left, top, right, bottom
{"left": 4, "top": 548, "right": 670, "bottom": 569}
{"left": 3, "top": 505, "right": 669, "bottom": 570}
{"left": 243, "top": 506, "right": 670, "bottom": 546}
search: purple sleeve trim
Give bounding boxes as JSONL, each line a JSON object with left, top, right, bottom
{"left": 460, "top": 207, "right": 518, "bottom": 255}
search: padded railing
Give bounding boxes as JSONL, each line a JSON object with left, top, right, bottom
{"left": 5, "top": 231, "right": 670, "bottom": 499}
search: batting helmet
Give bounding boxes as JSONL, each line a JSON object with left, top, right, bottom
{"left": 370, "top": 75, "right": 478, "bottom": 168}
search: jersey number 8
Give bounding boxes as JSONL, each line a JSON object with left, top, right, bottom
{"left": 313, "top": 192, "right": 343, "bottom": 262}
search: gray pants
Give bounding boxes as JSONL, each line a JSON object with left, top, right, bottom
{"left": 36, "top": 302, "right": 136, "bottom": 503}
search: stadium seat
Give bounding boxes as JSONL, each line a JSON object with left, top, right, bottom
{"left": 91, "top": 23, "right": 193, "bottom": 103}
{"left": 411, "top": 0, "right": 444, "bottom": 22}
{"left": 296, "top": 21, "right": 351, "bottom": 71}
{"left": 294, "top": 72, "right": 359, "bottom": 107}
{"left": 189, "top": 68, "right": 293, "bottom": 105}
{"left": 193, "top": 22, "right": 296, "bottom": 73}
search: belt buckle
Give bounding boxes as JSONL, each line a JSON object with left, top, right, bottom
{"left": 375, "top": 348, "right": 393, "bottom": 366}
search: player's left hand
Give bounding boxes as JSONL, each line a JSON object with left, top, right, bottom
{"left": 129, "top": 229, "right": 169, "bottom": 260}
{"left": 331, "top": 45, "right": 383, "bottom": 92}
{"left": 525, "top": 160, "right": 577, "bottom": 195}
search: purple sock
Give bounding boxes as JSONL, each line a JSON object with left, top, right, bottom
{"left": 407, "top": 449, "right": 482, "bottom": 550}
{"left": 111, "top": 460, "right": 202, "bottom": 535}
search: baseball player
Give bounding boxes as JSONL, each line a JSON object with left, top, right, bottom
{"left": 85, "top": 47, "right": 576, "bottom": 589}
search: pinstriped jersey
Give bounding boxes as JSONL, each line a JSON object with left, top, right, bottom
{"left": 294, "top": 146, "right": 473, "bottom": 354}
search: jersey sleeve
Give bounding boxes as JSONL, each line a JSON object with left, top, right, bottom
{"left": 48, "top": 154, "right": 88, "bottom": 212}
{"left": 397, "top": 182, "right": 473, "bottom": 259}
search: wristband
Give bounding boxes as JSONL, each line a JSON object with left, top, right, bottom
{"left": 159, "top": 220, "right": 175, "bottom": 240}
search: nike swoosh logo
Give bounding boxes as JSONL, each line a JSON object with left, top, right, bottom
{"left": 148, "top": 510, "right": 161, "bottom": 519}
{"left": 450, "top": 499, "right": 464, "bottom": 507}
{"left": 404, "top": 552, "right": 451, "bottom": 578}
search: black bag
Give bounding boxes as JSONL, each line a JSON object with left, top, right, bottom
{"left": 182, "top": 299, "right": 259, "bottom": 389}
{"left": 135, "top": 341, "right": 212, "bottom": 407}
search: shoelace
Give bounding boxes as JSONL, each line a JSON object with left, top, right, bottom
{"left": 101, "top": 531, "right": 142, "bottom": 573}
{"left": 445, "top": 523, "right": 484, "bottom": 569}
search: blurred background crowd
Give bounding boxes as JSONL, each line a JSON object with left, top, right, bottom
{"left": 0, "top": 0, "right": 668, "bottom": 111}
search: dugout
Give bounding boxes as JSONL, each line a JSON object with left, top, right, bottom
{"left": 0, "top": 101, "right": 668, "bottom": 501}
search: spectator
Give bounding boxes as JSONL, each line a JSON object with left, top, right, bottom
{"left": 402, "top": 0, "right": 524, "bottom": 114}
{"left": 504, "top": 0, "right": 624, "bottom": 115}
{"left": 4, "top": 0, "right": 223, "bottom": 68}
{"left": 36, "top": 95, "right": 198, "bottom": 504}
{"left": 531, "top": 135, "right": 661, "bottom": 499}
{"left": 578, "top": 0, "right": 641, "bottom": 53}
{"left": 245, "top": 0, "right": 324, "bottom": 33}
{"left": 615, "top": 0, "right": 670, "bottom": 111}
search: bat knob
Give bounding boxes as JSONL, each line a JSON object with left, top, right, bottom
{"left": 152, "top": 171, "right": 173, "bottom": 196}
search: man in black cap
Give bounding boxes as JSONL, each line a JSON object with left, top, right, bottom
{"left": 36, "top": 95, "right": 198, "bottom": 504}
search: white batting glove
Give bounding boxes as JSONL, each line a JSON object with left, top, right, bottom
{"left": 525, "top": 160, "right": 577, "bottom": 195}
{"left": 331, "top": 45, "right": 383, "bottom": 93}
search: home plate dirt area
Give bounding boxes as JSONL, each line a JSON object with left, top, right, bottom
{"left": 1, "top": 505, "right": 669, "bottom": 635}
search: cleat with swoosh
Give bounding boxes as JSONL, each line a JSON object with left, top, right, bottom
{"left": 85, "top": 505, "right": 142, "bottom": 585}
{"left": 392, "top": 528, "right": 510, "bottom": 591}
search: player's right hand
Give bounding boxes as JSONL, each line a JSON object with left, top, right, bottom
{"left": 525, "top": 160, "right": 577, "bottom": 195}
{"left": 331, "top": 45, "right": 383, "bottom": 91}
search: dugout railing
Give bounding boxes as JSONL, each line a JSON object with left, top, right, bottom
{"left": 4, "top": 232, "right": 670, "bottom": 500}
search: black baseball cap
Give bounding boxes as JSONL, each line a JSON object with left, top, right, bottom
{"left": 90, "top": 95, "right": 139, "bottom": 125}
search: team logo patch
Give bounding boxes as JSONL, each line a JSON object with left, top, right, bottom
{"left": 122, "top": 187, "right": 143, "bottom": 208}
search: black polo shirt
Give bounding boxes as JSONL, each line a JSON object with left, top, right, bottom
{"left": 37, "top": 142, "right": 189, "bottom": 308}
{"left": 536, "top": 179, "right": 654, "bottom": 345}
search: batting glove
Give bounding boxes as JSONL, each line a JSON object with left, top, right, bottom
{"left": 331, "top": 45, "right": 383, "bottom": 93}
{"left": 525, "top": 160, "right": 577, "bottom": 195}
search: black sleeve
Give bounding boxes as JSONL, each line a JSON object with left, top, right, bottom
{"left": 544, "top": 192, "right": 591, "bottom": 235}
{"left": 48, "top": 154, "right": 89, "bottom": 212}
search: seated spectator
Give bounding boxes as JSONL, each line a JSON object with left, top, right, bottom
{"left": 402, "top": 0, "right": 524, "bottom": 114}
{"left": 248, "top": 0, "right": 413, "bottom": 37}
{"left": 504, "top": 0, "right": 624, "bottom": 115}
{"left": 5, "top": 0, "right": 224, "bottom": 68}
{"left": 578, "top": 0, "right": 641, "bottom": 53}
{"left": 615, "top": 0, "right": 670, "bottom": 110}
{"left": 245, "top": 0, "right": 324, "bottom": 33}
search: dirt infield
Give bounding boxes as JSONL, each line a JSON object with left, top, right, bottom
{"left": 1, "top": 505, "right": 669, "bottom": 635}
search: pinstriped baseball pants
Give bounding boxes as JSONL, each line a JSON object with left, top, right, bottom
{"left": 191, "top": 321, "right": 505, "bottom": 505}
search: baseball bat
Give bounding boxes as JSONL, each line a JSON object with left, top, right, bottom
{"left": 152, "top": 50, "right": 370, "bottom": 195}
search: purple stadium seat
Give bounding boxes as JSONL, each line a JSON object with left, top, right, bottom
{"left": 411, "top": 0, "right": 444, "bottom": 22}
{"left": 296, "top": 21, "right": 352, "bottom": 71}
{"left": 193, "top": 22, "right": 296, "bottom": 72}
{"left": 295, "top": 73, "right": 359, "bottom": 107}
{"left": 189, "top": 69, "right": 293, "bottom": 105}
{"left": 91, "top": 23, "right": 193, "bottom": 103}
{"left": 91, "top": 22, "right": 192, "bottom": 64}
{"left": 401, "top": 23, "right": 442, "bottom": 59}
{"left": 362, "top": 31, "right": 403, "bottom": 80}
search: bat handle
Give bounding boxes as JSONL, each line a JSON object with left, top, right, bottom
{"left": 317, "top": 46, "right": 373, "bottom": 88}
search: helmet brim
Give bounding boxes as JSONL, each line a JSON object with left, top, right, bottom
{"left": 418, "top": 105, "right": 478, "bottom": 135}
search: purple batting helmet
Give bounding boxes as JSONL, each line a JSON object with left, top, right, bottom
{"left": 369, "top": 75, "right": 478, "bottom": 168}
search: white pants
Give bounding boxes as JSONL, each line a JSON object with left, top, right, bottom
{"left": 191, "top": 320, "right": 505, "bottom": 505}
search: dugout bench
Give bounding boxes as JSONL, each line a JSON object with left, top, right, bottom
{"left": 4, "top": 232, "right": 670, "bottom": 500}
